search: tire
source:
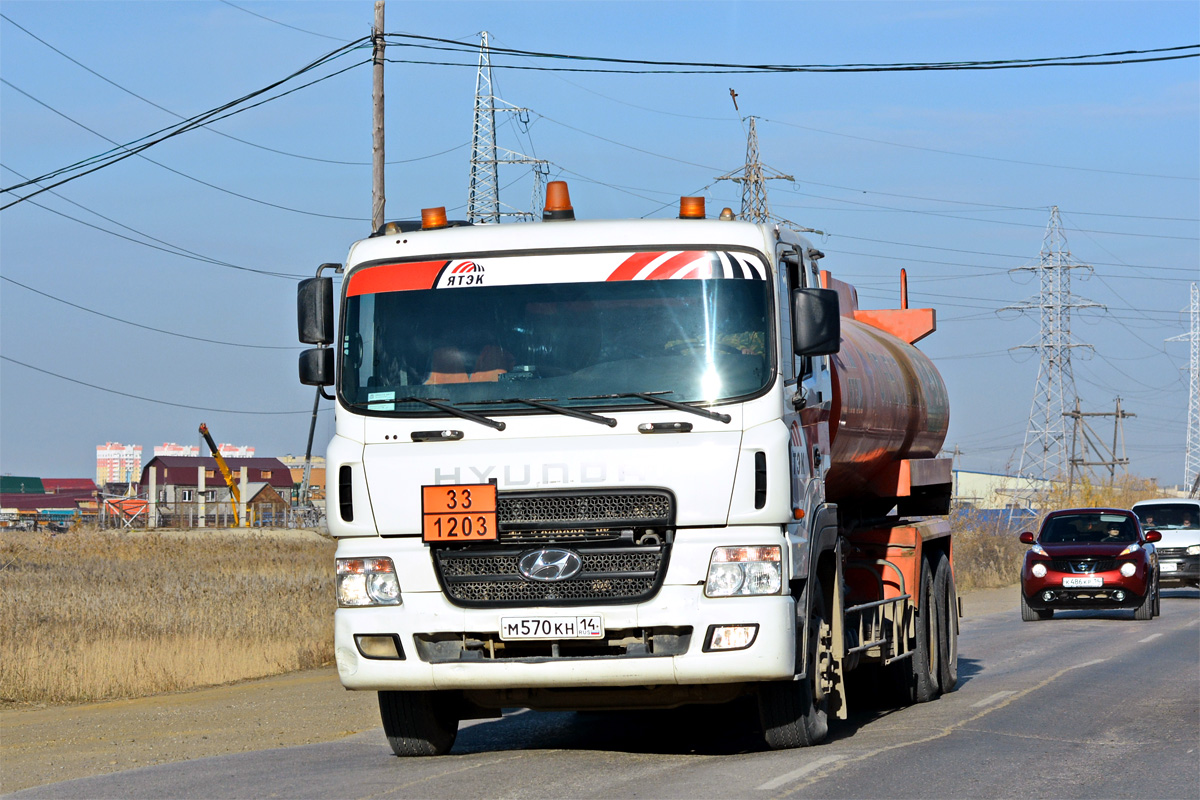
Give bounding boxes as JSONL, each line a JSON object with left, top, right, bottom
{"left": 378, "top": 690, "right": 460, "bottom": 756}
{"left": 912, "top": 557, "right": 941, "bottom": 703}
{"left": 1133, "top": 583, "right": 1155, "bottom": 621}
{"left": 1153, "top": 574, "right": 1161, "bottom": 617}
{"left": 933, "top": 552, "right": 959, "bottom": 694}
{"left": 1019, "top": 592, "right": 1052, "bottom": 621}
{"left": 758, "top": 576, "right": 830, "bottom": 749}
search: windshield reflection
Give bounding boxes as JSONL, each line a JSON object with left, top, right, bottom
{"left": 341, "top": 269, "right": 772, "bottom": 416}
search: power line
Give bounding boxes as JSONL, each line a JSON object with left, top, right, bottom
{"left": 1, "top": 13, "right": 465, "bottom": 167}
{"left": 1, "top": 163, "right": 303, "bottom": 279}
{"left": 382, "top": 34, "right": 1198, "bottom": 73}
{"left": 0, "top": 39, "right": 371, "bottom": 207}
{"left": 0, "top": 83, "right": 367, "bottom": 220}
{"left": 217, "top": 0, "right": 356, "bottom": 42}
{"left": 0, "top": 355, "right": 319, "bottom": 415}
{"left": 760, "top": 117, "right": 1198, "bottom": 182}
{"left": 1, "top": 276, "right": 302, "bottom": 350}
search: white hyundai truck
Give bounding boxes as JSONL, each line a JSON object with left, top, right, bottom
{"left": 298, "top": 183, "right": 958, "bottom": 755}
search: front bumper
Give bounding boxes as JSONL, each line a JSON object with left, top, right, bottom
{"left": 1157, "top": 555, "right": 1200, "bottom": 587}
{"left": 334, "top": 584, "right": 796, "bottom": 691}
{"left": 333, "top": 528, "right": 799, "bottom": 692}
{"left": 1022, "top": 565, "right": 1150, "bottom": 611}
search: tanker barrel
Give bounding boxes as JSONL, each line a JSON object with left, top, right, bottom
{"left": 823, "top": 317, "right": 950, "bottom": 512}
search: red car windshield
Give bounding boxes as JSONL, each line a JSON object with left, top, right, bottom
{"left": 1041, "top": 513, "right": 1138, "bottom": 544}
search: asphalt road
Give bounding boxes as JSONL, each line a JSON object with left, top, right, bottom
{"left": 9, "top": 589, "right": 1198, "bottom": 800}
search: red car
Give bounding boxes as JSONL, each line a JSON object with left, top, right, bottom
{"left": 1019, "top": 508, "right": 1161, "bottom": 621}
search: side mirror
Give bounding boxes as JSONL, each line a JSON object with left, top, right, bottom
{"left": 299, "top": 347, "right": 334, "bottom": 387}
{"left": 298, "top": 277, "right": 334, "bottom": 345}
{"left": 792, "top": 288, "right": 841, "bottom": 356}
{"left": 1144, "top": 530, "right": 1162, "bottom": 544}
{"left": 1019, "top": 531, "right": 1035, "bottom": 545}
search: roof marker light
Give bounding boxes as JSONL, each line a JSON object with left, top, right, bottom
{"left": 679, "top": 196, "right": 705, "bottom": 219}
{"left": 543, "top": 181, "right": 575, "bottom": 221}
{"left": 719, "top": 207, "right": 735, "bottom": 221}
{"left": 421, "top": 207, "right": 449, "bottom": 230}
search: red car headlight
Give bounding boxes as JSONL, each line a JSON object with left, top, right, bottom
{"left": 1119, "top": 562, "right": 1137, "bottom": 578}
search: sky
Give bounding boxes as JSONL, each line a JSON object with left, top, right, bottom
{"left": 1, "top": 1, "right": 1197, "bottom": 489}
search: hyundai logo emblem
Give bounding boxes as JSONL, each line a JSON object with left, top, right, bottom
{"left": 517, "top": 548, "right": 583, "bottom": 582}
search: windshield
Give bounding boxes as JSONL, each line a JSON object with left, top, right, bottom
{"left": 1040, "top": 512, "right": 1138, "bottom": 544}
{"left": 340, "top": 250, "right": 772, "bottom": 415}
{"left": 1133, "top": 504, "right": 1198, "bottom": 530}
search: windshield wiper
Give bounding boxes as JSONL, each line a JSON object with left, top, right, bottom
{"left": 348, "top": 397, "right": 505, "bottom": 431}
{"left": 576, "top": 392, "right": 732, "bottom": 424}
{"left": 466, "top": 398, "right": 617, "bottom": 427}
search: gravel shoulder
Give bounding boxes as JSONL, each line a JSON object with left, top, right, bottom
{"left": 0, "top": 585, "right": 1018, "bottom": 794}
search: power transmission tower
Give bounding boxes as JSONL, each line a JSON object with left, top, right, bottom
{"left": 1065, "top": 397, "right": 1134, "bottom": 490}
{"left": 716, "top": 117, "right": 793, "bottom": 223}
{"left": 467, "top": 31, "right": 548, "bottom": 223}
{"left": 1005, "top": 206, "right": 1103, "bottom": 482}
{"left": 1167, "top": 281, "right": 1200, "bottom": 490}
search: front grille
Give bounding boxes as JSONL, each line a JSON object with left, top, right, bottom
{"left": 1048, "top": 559, "right": 1118, "bottom": 573}
{"left": 1157, "top": 547, "right": 1192, "bottom": 559}
{"left": 498, "top": 492, "right": 671, "bottom": 527}
{"left": 435, "top": 547, "right": 664, "bottom": 606}
{"left": 433, "top": 489, "right": 675, "bottom": 608}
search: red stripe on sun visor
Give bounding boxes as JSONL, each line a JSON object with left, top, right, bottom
{"left": 347, "top": 261, "right": 449, "bottom": 296}
{"left": 606, "top": 252, "right": 664, "bottom": 281}
{"left": 646, "top": 251, "right": 705, "bottom": 280}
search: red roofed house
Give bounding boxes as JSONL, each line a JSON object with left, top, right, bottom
{"left": 139, "top": 456, "right": 293, "bottom": 528}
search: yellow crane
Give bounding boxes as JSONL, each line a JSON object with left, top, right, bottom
{"left": 199, "top": 422, "right": 241, "bottom": 526}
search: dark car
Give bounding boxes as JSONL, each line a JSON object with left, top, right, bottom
{"left": 1019, "top": 508, "right": 1161, "bottom": 621}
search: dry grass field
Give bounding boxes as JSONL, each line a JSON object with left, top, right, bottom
{"left": 0, "top": 528, "right": 335, "bottom": 706}
{"left": 0, "top": 475, "right": 1166, "bottom": 706}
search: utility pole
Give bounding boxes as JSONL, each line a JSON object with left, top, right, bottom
{"left": 371, "top": 0, "right": 385, "bottom": 232}
{"left": 716, "top": 117, "right": 793, "bottom": 223}
{"left": 1065, "top": 397, "right": 1134, "bottom": 491}
{"left": 467, "top": 32, "right": 548, "bottom": 223}
{"left": 1005, "top": 207, "right": 1103, "bottom": 483}
{"left": 1167, "top": 282, "right": 1199, "bottom": 491}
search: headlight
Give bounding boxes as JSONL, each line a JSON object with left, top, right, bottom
{"left": 1119, "top": 562, "right": 1137, "bottom": 578}
{"left": 337, "top": 557, "right": 402, "bottom": 607}
{"left": 1030, "top": 544, "right": 1048, "bottom": 557}
{"left": 1031, "top": 563, "right": 1047, "bottom": 578}
{"left": 1187, "top": 545, "right": 1200, "bottom": 556}
{"left": 1118, "top": 543, "right": 1141, "bottom": 557}
{"left": 705, "top": 546, "right": 782, "bottom": 597}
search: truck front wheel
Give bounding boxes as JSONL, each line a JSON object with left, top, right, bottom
{"left": 378, "top": 690, "right": 460, "bottom": 756}
{"left": 757, "top": 576, "right": 830, "bottom": 749}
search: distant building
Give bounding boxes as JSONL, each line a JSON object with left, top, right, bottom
{"left": 138, "top": 456, "right": 292, "bottom": 527}
{"left": 0, "top": 476, "right": 45, "bottom": 494}
{"left": 154, "top": 443, "right": 200, "bottom": 457}
{"left": 96, "top": 443, "right": 142, "bottom": 487}
{"left": 952, "top": 469, "right": 1056, "bottom": 510}
{"left": 278, "top": 455, "right": 326, "bottom": 501}
{"left": 217, "top": 444, "right": 255, "bottom": 458}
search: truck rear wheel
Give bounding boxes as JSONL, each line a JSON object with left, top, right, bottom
{"left": 933, "top": 552, "right": 959, "bottom": 694}
{"left": 758, "top": 577, "right": 829, "bottom": 749}
{"left": 912, "top": 557, "right": 941, "bottom": 703}
{"left": 378, "top": 690, "right": 460, "bottom": 756}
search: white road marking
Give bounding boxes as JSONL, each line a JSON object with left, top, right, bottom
{"left": 1139, "top": 633, "right": 1164, "bottom": 643}
{"left": 971, "top": 690, "right": 1016, "bottom": 708}
{"left": 757, "top": 755, "right": 846, "bottom": 791}
{"left": 1067, "top": 658, "right": 1107, "bottom": 671}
